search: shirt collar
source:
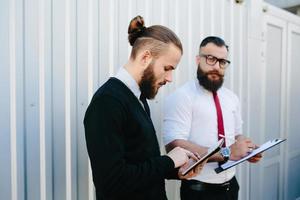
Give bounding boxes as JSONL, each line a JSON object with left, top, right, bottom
{"left": 115, "top": 66, "right": 141, "bottom": 99}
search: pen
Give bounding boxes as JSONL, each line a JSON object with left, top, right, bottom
{"left": 218, "top": 134, "right": 236, "bottom": 143}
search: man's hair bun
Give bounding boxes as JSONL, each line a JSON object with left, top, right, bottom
{"left": 128, "top": 15, "right": 146, "bottom": 46}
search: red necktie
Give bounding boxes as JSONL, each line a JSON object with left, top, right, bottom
{"left": 213, "top": 91, "right": 226, "bottom": 147}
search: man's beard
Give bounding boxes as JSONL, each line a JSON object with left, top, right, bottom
{"left": 197, "top": 64, "right": 224, "bottom": 92}
{"left": 139, "top": 61, "right": 159, "bottom": 99}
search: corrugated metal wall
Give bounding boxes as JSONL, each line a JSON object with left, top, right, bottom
{"left": 1, "top": 0, "right": 299, "bottom": 199}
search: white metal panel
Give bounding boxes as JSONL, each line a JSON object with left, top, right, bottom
{"left": 0, "top": 1, "right": 13, "bottom": 200}
{"left": 40, "top": 0, "right": 53, "bottom": 199}
{"left": 24, "top": 0, "right": 42, "bottom": 199}
{"left": 51, "top": 0, "right": 69, "bottom": 199}
{"left": 9, "top": 0, "right": 18, "bottom": 199}
{"left": 263, "top": 163, "right": 280, "bottom": 200}
{"left": 286, "top": 24, "right": 300, "bottom": 155}
{"left": 38, "top": 0, "right": 46, "bottom": 199}
{"left": 246, "top": 1, "right": 266, "bottom": 200}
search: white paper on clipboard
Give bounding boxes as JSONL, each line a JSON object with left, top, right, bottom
{"left": 215, "top": 138, "right": 286, "bottom": 173}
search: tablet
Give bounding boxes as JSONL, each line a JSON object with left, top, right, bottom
{"left": 181, "top": 138, "right": 224, "bottom": 176}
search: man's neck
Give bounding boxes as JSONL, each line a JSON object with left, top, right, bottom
{"left": 124, "top": 61, "right": 143, "bottom": 85}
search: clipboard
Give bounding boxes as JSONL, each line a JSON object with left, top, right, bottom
{"left": 181, "top": 139, "right": 224, "bottom": 176}
{"left": 215, "top": 138, "right": 286, "bottom": 174}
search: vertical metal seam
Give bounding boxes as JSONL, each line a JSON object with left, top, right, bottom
{"left": 65, "top": 0, "right": 72, "bottom": 199}
{"left": 88, "top": 0, "right": 94, "bottom": 102}
{"left": 188, "top": 0, "right": 192, "bottom": 79}
{"left": 279, "top": 18, "right": 288, "bottom": 200}
{"left": 174, "top": 0, "right": 179, "bottom": 87}
{"left": 238, "top": 4, "right": 246, "bottom": 199}
{"left": 200, "top": 0, "right": 204, "bottom": 39}
{"left": 210, "top": 0, "right": 215, "bottom": 35}
{"left": 230, "top": 0, "right": 235, "bottom": 89}
{"left": 239, "top": 5, "right": 243, "bottom": 105}
{"left": 260, "top": 14, "right": 268, "bottom": 200}
{"left": 160, "top": 0, "right": 165, "bottom": 24}
{"left": 284, "top": 22, "right": 292, "bottom": 200}
{"left": 245, "top": 5, "right": 251, "bottom": 200}
{"left": 109, "top": 0, "right": 114, "bottom": 76}
{"left": 145, "top": 0, "right": 149, "bottom": 24}
{"left": 9, "top": 0, "right": 18, "bottom": 199}
{"left": 88, "top": 0, "right": 95, "bottom": 199}
{"left": 127, "top": 0, "right": 133, "bottom": 57}
{"left": 39, "top": 0, "right": 46, "bottom": 199}
{"left": 221, "top": 0, "right": 225, "bottom": 37}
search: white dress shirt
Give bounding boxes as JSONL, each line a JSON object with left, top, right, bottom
{"left": 162, "top": 79, "right": 243, "bottom": 184}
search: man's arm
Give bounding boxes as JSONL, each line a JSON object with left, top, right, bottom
{"left": 165, "top": 139, "right": 225, "bottom": 162}
{"left": 166, "top": 135, "right": 262, "bottom": 163}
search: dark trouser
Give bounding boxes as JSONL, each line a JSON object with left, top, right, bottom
{"left": 180, "top": 176, "right": 239, "bottom": 200}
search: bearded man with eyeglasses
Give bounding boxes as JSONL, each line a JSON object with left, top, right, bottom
{"left": 162, "top": 36, "right": 262, "bottom": 200}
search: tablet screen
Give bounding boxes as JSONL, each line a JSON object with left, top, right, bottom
{"left": 181, "top": 138, "right": 224, "bottom": 176}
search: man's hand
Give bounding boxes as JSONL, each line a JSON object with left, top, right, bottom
{"left": 167, "top": 147, "right": 197, "bottom": 168}
{"left": 178, "top": 156, "right": 207, "bottom": 179}
{"left": 247, "top": 153, "right": 262, "bottom": 163}
{"left": 230, "top": 136, "right": 257, "bottom": 161}
{"left": 247, "top": 145, "right": 263, "bottom": 163}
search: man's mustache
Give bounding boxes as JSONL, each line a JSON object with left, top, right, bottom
{"left": 205, "top": 70, "right": 224, "bottom": 78}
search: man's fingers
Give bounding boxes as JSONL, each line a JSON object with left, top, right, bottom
{"left": 184, "top": 149, "right": 198, "bottom": 160}
{"left": 248, "top": 147, "right": 253, "bottom": 153}
{"left": 248, "top": 153, "right": 263, "bottom": 163}
{"left": 178, "top": 157, "right": 207, "bottom": 180}
{"left": 194, "top": 152, "right": 201, "bottom": 160}
{"left": 194, "top": 160, "right": 206, "bottom": 174}
{"left": 253, "top": 153, "right": 262, "bottom": 158}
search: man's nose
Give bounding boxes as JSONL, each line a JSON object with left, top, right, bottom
{"left": 212, "top": 61, "right": 221, "bottom": 70}
{"left": 165, "top": 71, "right": 173, "bottom": 82}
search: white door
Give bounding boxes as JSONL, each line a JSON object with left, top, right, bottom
{"left": 285, "top": 23, "right": 300, "bottom": 200}
{"left": 249, "top": 14, "right": 287, "bottom": 200}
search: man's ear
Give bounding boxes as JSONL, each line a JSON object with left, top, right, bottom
{"left": 140, "top": 50, "right": 153, "bottom": 68}
{"left": 195, "top": 55, "right": 201, "bottom": 65}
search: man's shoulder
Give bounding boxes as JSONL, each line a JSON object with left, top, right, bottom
{"left": 85, "top": 78, "right": 131, "bottom": 117}
{"left": 219, "top": 87, "right": 240, "bottom": 102}
{"left": 171, "top": 79, "right": 197, "bottom": 96}
{"left": 165, "top": 79, "right": 197, "bottom": 105}
{"left": 94, "top": 77, "right": 132, "bottom": 99}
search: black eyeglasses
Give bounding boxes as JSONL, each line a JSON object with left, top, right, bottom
{"left": 199, "top": 54, "right": 230, "bottom": 69}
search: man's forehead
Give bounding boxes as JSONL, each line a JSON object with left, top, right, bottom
{"left": 160, "top": 45, "right": 181, "bottom": 67}
{"left": 200, "top": 43, "right": 228, "bottom": 57}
